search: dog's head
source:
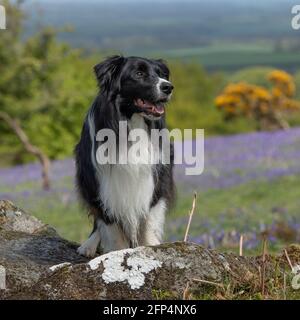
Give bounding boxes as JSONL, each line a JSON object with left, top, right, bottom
{"left": 94, "top": 55, "right": 173, "bottom": 120}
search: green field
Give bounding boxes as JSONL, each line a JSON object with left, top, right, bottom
{"left": 5, "top": 174, "right": 299, "bottom": 256}
{"left": 160, "top": 43, "right": 300, "bottom": 71}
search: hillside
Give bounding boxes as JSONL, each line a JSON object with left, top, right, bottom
{"left": 22, "top": 0, "right": 300, "bottom": 71}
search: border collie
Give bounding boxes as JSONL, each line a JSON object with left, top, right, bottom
{"left": 75, "top": 55, "right": 175, "bottom": 257}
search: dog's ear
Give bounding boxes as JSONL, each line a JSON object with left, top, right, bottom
{"left": 155, "top": 59, "right": 170, "bottom": 79}
{"left": 94, "top": 55, "right": 126, "bottom": 92}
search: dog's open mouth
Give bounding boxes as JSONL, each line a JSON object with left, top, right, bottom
{"left": 134, "top": 98, "right": 165, "bottom": 117}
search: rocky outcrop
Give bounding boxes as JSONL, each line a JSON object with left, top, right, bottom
{"left": 0, "top": 200, "right": 299, "bottom": 300}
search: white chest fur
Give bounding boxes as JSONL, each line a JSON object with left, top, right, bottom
{"left": 97, "top": 114, "right": 156, "bottom": 244}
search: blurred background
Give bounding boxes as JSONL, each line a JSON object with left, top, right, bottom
{"left": 1, "top": 0, "right": 300, "bottom": 255}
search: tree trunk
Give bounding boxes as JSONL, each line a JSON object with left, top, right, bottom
{"left": 0, "top": 112, "right": 51, "bottom": 190}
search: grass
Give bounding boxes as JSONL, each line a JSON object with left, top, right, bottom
{"left": 182, "top": 274, "right": 300, "bottom": 300}
{"left": 159, "top": 42, "right": 300, "bottom": 71}
{"left": 160, "top": 42, "right": 274, "bottom": 57}
{"left": 151, "top": 247, "right": 300, "bottom": 300}
{"left": 5, "top": 174, "right": 300, "bottom": 255}
{"left": 173, "top": 175, "right": 300, "bottom": 254}
{"left": 175, "top": 175, "right": 300, "bottom": 223}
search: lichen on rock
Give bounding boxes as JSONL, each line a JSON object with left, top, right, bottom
{"left": 88, "top": 247, "right": 162, "bottom": 289}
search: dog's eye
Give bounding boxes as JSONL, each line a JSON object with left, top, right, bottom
{"left": 135, "top": 71, "right": 144, "bottom": 77}
{"left": 160, "top": 72, "right": 168, "bottom": 79}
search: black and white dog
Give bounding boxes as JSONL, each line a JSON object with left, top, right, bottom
{"left": 75, "top": 56, "right": 175, "bottom": 257}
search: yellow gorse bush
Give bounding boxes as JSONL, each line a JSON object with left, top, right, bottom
{"left": 215, "top": 69, "right": 300, "bottom": 130}
{"left": 268, "top": 70, "right": 296, "bottom": 97}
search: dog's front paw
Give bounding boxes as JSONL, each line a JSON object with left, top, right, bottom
{"left": 77, "top": 243, "right": 97, "bottom": 258}
{"left": 77, "top": 238, "right": 98, "bottom": 258}
{"left": 77, "top": 231, "right": 101, "bottom": 258}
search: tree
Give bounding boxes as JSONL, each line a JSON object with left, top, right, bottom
{"left": 0, "top": 112, "right": 50, "bottom": 190}
{"left": 0, "top": 1, "right": 96, "bottom": 165}
{"left": 0, "top": 1, "right": 97, "bottom": 189}
{"left": 215, "top": 70, "right": 300, "bottom": 131}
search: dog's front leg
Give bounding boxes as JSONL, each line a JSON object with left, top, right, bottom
{"left": 140, "top": 199, "right": 166, "bottom": 246}
{"left": 77, "top": 228, "right": 101, "bottom": 258}
{"left": 78, "top": 219, "right": 129, "bottom": 257}
{"left": 97, "top": 220, "right": 130, "bottom": 253}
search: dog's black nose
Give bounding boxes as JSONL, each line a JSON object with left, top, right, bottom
{"left": 160, "top": 82, "right": 174, "bottom": 95}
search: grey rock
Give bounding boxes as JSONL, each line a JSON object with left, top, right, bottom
{"left": 0, "top": 200, "right": 298, "bottom": 300}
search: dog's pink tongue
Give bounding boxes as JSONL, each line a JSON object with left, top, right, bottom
{"left": 153, "top": 104, "right": 165, "bottom": 115}
{"left": 135, "top": 99, "right": 165, "bottom": 116}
